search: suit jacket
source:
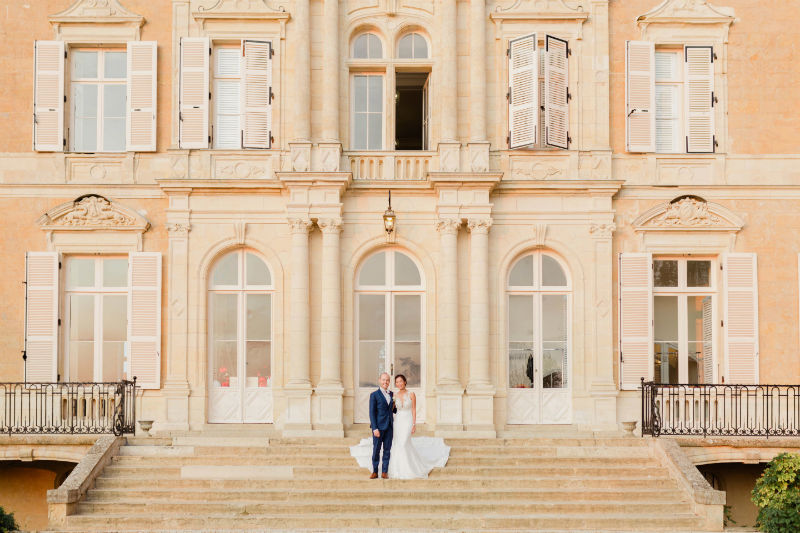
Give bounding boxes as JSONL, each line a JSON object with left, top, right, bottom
{"left": 369, "top": 388, "right": 394, "bottom": 431}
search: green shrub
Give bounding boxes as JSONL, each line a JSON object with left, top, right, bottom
{"left": 751, "top": 452, "right": 800, "bottom": 533}
{"left": 0, "top": 506, "right": 18, "bottom": 533}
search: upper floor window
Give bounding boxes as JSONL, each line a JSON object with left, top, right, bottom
{"left": 626, "top": 41, "right": 715, "bottom": 154}
{"left": 33, "top": 40, "right": 157, "bottom": 153}
{"left": 397, "top": 33, "right": 428, "bottom": 59}
{"left": 179, "top": 38, "right": 273, "bottom": 150}
{"left": 353, "top": 33, "right": 383, "bottom": 59}
{"left": 71, "top": 49, "right": 127, "bottom": 152}
{"left": 507, "top": 34, "right": 570, "bottom": 150}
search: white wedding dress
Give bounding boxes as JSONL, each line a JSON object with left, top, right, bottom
{"left": 349, "top": 394, "right": 450, "bottom": 479}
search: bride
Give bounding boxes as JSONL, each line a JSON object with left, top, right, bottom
{"left": 350, "top": 374, "right": 450, "bottom": 479}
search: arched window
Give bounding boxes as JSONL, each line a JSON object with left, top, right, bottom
{"left": 208, "top": 250, "right": 274, "bottom": 423}
{"left": 507, "top": 251, "right": 571, "bottom": 424}
{"left": 397, "top": 33, "right": 428, "bottom": 59}
{"left": 354, "top": 249, "right": 425, "bottom": 423}
{"left": 353, "top": 33, "right": 383, "bottom": 59}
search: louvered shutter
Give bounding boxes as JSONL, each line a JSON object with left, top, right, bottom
{"left": 702, "top": 295, "right": 714, "bottom": 383}
{"left": 213, "top": 47, "right": 242, "bottom": 149}
{"left": 724, "top": 253, "right": 758, "bottom": 384}
{"left": 128, "top": 252, "right": 161, "bottom": 389}
{"left": 179, "top": 37, "right": 209, "bottom": 149}
{"left": 126, "top": 41, "right": 157, "bottom": 152}
{"left": 684, "top": 46, "right": 715, "bottom": 153}
{"left": 508, "top": 33, "right": 537, "bottom": 149}
{"left": 620, "top": 253, "right": 653, "bottom": 390}
{"left": 25, "top": 252, "right": 59, "bottom": 382}
{"left": 33, "top": 41, "right": 65, "bottom": 152}
{"left": 544, "top": 35, "right": 569, "bottom": 149}
{"left": 242, "top": 40, "right": 272, "bottom": 149}
{"left": 626, "top": 41, "right": 655, "bottom": 152}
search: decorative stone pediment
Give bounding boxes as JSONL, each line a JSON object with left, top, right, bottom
{"left": 194, "top": 0, "right": 289, "bottom": 18}
{"left": 633, "top": 196, "right": 743, "bottom": 232}
{"left": 50, "top": 0, "right": 144, "bottom": 41}
{"left": 638, "top": 0, "right": 735, "bottom": 24}
{"left": 38, "top": 195, "right": 149, "bottom": 232}
{"left": 494, "top": 0, "right": 585, "bottom": 14}
{"left": 51, "top": 0, "right": 143, "bottom": 22}
{"left": 490, "top": 0, "right": 589, "bottom": 40}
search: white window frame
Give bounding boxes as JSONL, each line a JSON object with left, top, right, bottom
{"left": 397, "top": 32, "right": 429, "bottom": 59}
{"left": 63, "top": 255, "right": 129, "bottom": 382}
{"left": 350, "top": 72, "right": 385, "bottom": 151}
{"left": 352, "top": 32, "right": 384, "bottom": 59}
{"left": 654, "top": 47, "right": 684, "bottom": 153}
{"left": 212, "top": 43, "right": 242, "bottom": 149}
{"left": 652, "top": 256, "right": 718, "bottom": 384}
{"left": 69, "top": 47, "right": 127, "bottom": 153}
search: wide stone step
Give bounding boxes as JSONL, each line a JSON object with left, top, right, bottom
{"left": 75, "top": 500, "right": 695, "bottom": 516}
{"left": 93, "top": 476, "right": 680, "bottom": 491}
{"left": 84, "top": 487, "right": 688, "bottom": 504}
{"left": 58, "top": 512, "right": 705, "bottom": 531}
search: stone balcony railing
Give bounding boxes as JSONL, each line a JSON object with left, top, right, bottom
{"left": 347, "top": 151, "right": 436, "bottom": 181}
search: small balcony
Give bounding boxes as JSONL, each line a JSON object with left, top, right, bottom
{"left": 0, "top": 380, "right": 136, "bottom": 436}
{"left": 347, "top": 151, "right": 436, "bottom": 181}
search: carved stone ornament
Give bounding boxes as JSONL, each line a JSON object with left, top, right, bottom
{"left": 633, "top": 197, "right": 743, "bottom": 232}
{"left": 589, "top": 222, "right": 616, "bottom": 239}
{"left": 38, "top": 195, "right": 150, "bottom": 232}
{"left": 436, "top": 218, "right": 461, "bottom": 235}
{"left": 637, "top": 0, "right": 735, "bottom": 23}
{"left": 50, "top": 0, "right": 144, "bottom": 23}
{"left": 166, "top": 223, "right": 191, "bottom": 235}
{"left": 495, "top": 0, "right": 585, "bottom": 14}
{"left": 288, "top": 218, "right": 313, "bottom": 233}
{"left": 197, "top": 0, "right": 287, "bottom": 13}
{"left": 467, "top": 218, "right": 493, "bottom": 234}
{"left": 318, "top": 218, "right": 343, "bottom": 234}
{"left": 532, "top": 223, "right": 547, "bottom": 248}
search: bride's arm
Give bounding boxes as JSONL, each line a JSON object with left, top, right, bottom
{"left": 411, "top": 392, "right": 416, "bottom": 434}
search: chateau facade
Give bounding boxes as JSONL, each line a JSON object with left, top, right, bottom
{"left": 1, "top": 0, "right": 798, "bottom": 439}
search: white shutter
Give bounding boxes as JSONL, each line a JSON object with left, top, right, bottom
{"left": 544, "top": 35, "right": 569, "bottom": 149}
{"left": 33, "top": 41, "right": 65, "bottom": 152}
{"left": 724, "top": 253, "right": 758, "bottom": 384}
{"left": 620, "top": 253, "right": 653, "bottom": 390}
{"left": 128, "top": 252, "right": 161, "bottom": 389}
{"left": 126, "top": 41, "right": 157, "bottom": 152}
{"left": 684, "top": 46, "right": 715, "bottom": 153}
{"left": 702, "top": 295, "right": 714, "bottom": 384}
{"left": 508, "top": 33, "right": 537, "bottom": 149}
{"left": 25, "top": 252, "right": 59, "bottom": 382}
{"left": 242, "top": 40, "right": 272, "bottom": 149}
{"left": 626, "top": 41, "right": 655, "bottom": 152}
{"left": 179, "top": 37, "right": 209, "bottom": 149}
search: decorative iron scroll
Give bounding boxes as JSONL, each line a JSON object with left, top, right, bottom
{"left": 0, "top": 380, "right": 136, "bottom": 436}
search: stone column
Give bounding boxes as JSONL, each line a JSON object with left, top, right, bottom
{"left": 468, "top": 0, "right": 490, "bottom": 172}
{"left": 465, "top": 218, "right": 496, "bottom": 435}
{"left": 435, "top": 217, "right": 463, "bottom": 433}
{"left": 290, "top": 0, "right": 312, "bottom": 171}
{"left": 318, "top": 0, "right": 342, "bottom": 172}
{"left": 314, "top": 218, "right": 344, "bottom": 435}
{"left": 438, "top": 0, "right": 460, "bottom": 172}
{"left": 284, "top": 217, "right": 313, "bottom": 432}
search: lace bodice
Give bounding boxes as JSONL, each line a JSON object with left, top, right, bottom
{"left": 394, "top": 393, "right": 412, "bottom": 410}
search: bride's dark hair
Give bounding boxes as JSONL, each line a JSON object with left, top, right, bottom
{"left": 394, "top": 374, "right": 407, "bottom": 384}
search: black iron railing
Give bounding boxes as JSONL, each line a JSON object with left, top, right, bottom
{"left": 0, "top": 380, "right": 136, "bottom": 436}
{"left": 642, "top": 379, "right": 800, "bottom": 437}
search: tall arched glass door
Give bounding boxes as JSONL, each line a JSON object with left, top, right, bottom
{"left": 354, "top": 249, "right": 425, "bottom": 423}
{"left": 507, "top": 252, "right": 572, "bottom": 424}
{"left": 208, "top": 250, "right": 274, "bottom": 423}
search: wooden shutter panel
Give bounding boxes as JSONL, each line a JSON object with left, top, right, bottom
{"left": 33, "top": 41, "right": 65, "bottom": 152}
{"left": 128, "top": 252, "right": 161, "bottom": 389}
{"left": 724, "top": 253, "right": 758, "bottom": 384}
{"left": 544, "top": 35, "right": 569, "bottom": 149}
{"left": 684, "top": 46, "right": 715, "bottom": 153}
{"left": 508, "top": 33, "right": 537, "bottom": 149}
{"left": 179, "top": 37, "right": 209, "bottom": 149}
{"left": 126, "top": 41, "right": 157, "bottom": 152}
{"left": 620, "top": 253, "right": 653, "bottom": 390}
{"left": 702, "top": 295, "right": 714, "bottom": 384}
{"left": 25, "top": 252, "right": 59, "bottom": 382}
{"left": 626, "top": 41, "right": 655, "bottom": 152}
{"left": 242, "top": 40, "right": 272, "bottom": 149}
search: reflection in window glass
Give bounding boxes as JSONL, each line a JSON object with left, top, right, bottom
{"left": 541, "top": 255, "right": 567, "bottom": 287}
{"left": 394, "top": 295, "right": 421, "bottom": 387}
{"left": 353, "top": 75, "right": 383, "bottom": 150}
{"left": 542, "top": 294, "right": 567, "bottom": 388}
{"left": 358, "top": 252, "right": 386, "bottom": 286}
{"left": 245, "top": 294, "right": 271, "bottom": 386}
{"left": 104, "top": 51, "right": 127, "bottom": 79}
{"left": 353, "top": 33, "right": 382, "bottom": 59}
{"left": 103, "top": 258, "right": 128, "bottom": 287}
{"left": 358, "top": 294, "right": 386, "bottom": 387}
{"left": 508, "top": 295, "right": 534, "bottom": 389}
{"left": 654, "top": 259, "right": 679, "bottom": 287}
{"left": 398, "top": 33, "right": 428, "bottom": 59}
{"left": 72, "top": 51, "right": 98, "bottom": 79}
{"left": 394, "top": 252, "right": 420, "bottom": 286}
{"left": 69, "top": 258, "right": 95, "bottom": 288}
{"left": 654, "top": 295, "right": 678, "bottom": 384}
{"left": 212, "top": 253, "right": 239, "bottom": 286}
{"left": 688, "top": 295, "right": 713, "bottom": 384}
{"left": 246, "top": 253, "right": 271, "bottom": 286}
{"left": 102, "top": 294, "right": 127, "bottom": 381}
{"left": 509, "top": 255, "right": 534, "bottom": 287}
{"left": 687, "top": 260, "right": 711, "bottom": 287}
{"left": 69, "top": 294, "right": 95, "bottom": 381}
{"left": 211, "top": 293, "right": 238, "bottom": 388}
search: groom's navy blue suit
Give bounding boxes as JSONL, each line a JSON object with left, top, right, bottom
{"left": 369, "top": 388, "right": 394, "bottom": 474}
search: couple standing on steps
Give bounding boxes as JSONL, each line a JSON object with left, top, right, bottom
{"left": 350, "top": 372, "right": 450, "bottom": 479}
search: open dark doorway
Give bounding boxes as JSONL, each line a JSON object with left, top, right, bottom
{"left": 395, "top": 72, "right": 429, "bottom": 150}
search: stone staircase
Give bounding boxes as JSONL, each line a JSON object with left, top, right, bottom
{"left": 47, "top": 434, "right": 719, "bottom": 532}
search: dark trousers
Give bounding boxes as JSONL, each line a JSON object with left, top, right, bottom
{"left": 371, "top": 426, "right": 393, "bottom": 473}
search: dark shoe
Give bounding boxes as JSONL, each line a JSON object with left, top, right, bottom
{"left": 370, "top": 472, "right": 378, "bottom": 479}
{"left": 381, "top": 472, "right": 389, "bottom": 479}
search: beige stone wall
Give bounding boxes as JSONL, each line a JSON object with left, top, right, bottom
{"left": 698, "top": 462, "right": 765, "bottom": 527}
{"left": 0, "top": 461, "right": 74, "bottom": 532}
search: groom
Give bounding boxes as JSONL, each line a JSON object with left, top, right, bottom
{"left": 369, "top": 372, "right": 395, "bottom": 479}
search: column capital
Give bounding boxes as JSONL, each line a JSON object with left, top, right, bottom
{"left": 436, "top": 218, "right": 461, "bottom": 235}
{"left": 467, "top": 218, "right": 492, "bottom": 234}
{"left": 589, "top": 222, "right": 616, "bottom": 239}
{"left": 318, "top": 218, "right": 343, "bottom": 234}
{"left": 166, "top": 222, "right": 191, "bottom": 236}
{"left": 288, "top": 218, "right": 313, "bottom": 234}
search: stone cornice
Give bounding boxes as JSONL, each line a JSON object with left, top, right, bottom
{"left": 637, "top": 0, "right": 735, "bottom": 25}
{"left": 495, "top": 180, "right": 624, "bottom": 196}
{"left": 50, "top": 0, "right": 144, "bottom": 26}
{"left": 632, "top": 196, "right": 743, "bottom": 232}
